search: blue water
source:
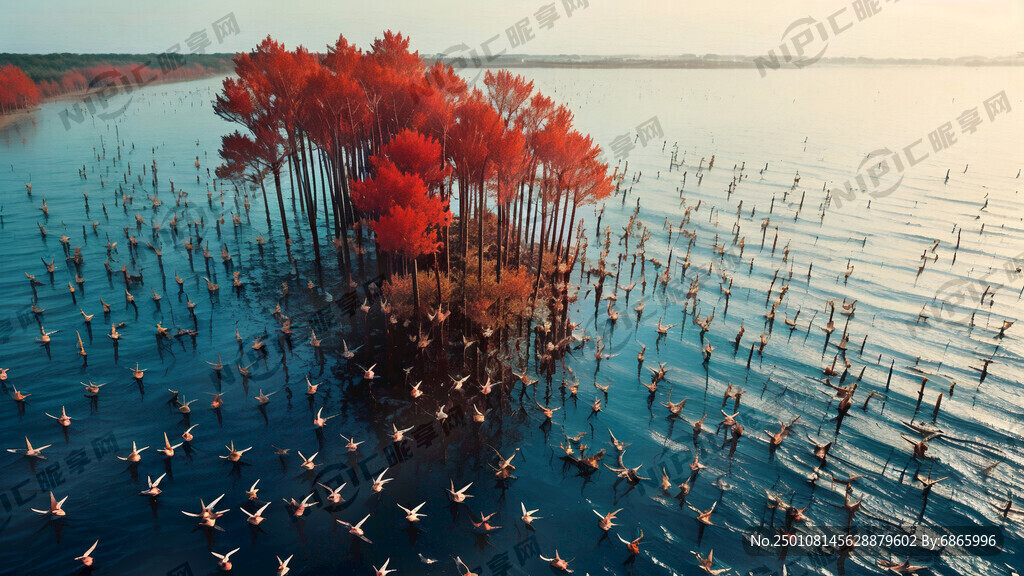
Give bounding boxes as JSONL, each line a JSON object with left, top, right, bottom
{"left": 0, "top": 67, "right": 1022, "bottom": 576}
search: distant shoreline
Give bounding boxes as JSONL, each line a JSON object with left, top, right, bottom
{"left": 3, "top": 52, "right": 1020, "bottom": 71}
{"left": 0, "top": 72, "right": 225, "bottom": 133}
{"left": 4, "top": 52, "right": 1019, "bottom": 133}
{"left": 430, "top": 54, "right": 1024, "bottom": 70}
{"left": 0, "top": 107, "right": 35, "bottom": 133}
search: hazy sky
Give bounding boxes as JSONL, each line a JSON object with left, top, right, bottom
{"left": 3, "top": 0, "right": 1022, "bottom": 58}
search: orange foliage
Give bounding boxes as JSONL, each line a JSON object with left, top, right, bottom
{"left": 383, "top": 269, "right": 455, "bottom": 319}
{"left": 462, "top": 254, "right": 535, "bottom": 328}
{"left": 384, "top": 256, "right": 534, "bottom": 329}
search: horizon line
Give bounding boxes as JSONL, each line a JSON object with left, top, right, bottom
{"left": 2, "top": 51, "right": 1023, "bottom": 61}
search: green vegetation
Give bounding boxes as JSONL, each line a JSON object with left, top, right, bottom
{"left": 0, "top": 53, "right": 235, "bottom": 83}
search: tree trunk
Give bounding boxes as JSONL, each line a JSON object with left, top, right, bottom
{"left": 295, "top": 133, "right": 320, "bottom": 269}
{"left": 412, "top": 258, "right": 421, "bottom": 317}
{"left": 478, "top": 174, "right": 485, "bottom": 284}
{"left": 259, "top": 178, "right": 272, "bottom": 232}
{"left": 288, "top": 154, "right": 301, "bottom": 213}
{"left": 532, "top": 198, "right": 548, "bottom": 302}
{"left": 273, "top": 168, "right": 289, "bottom": 242}
{"left": 316, "top": 143, "right": 331, "bottom": 236}
{"left": 554, "top": 187, "right": 572, "bottom": 264}
{"left": 496, "top": 202, "right": 503, "bottom": 283}
{"left": 564, "top": 197, "right": 579, "bottom": 264}
{"left": 434, "top": 254, "right": 442, "bottom": 308}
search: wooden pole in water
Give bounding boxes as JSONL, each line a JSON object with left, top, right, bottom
{"left": 861, "top": 390, "right": 877, "bottom": 411}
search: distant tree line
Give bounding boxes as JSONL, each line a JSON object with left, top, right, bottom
{"left": 0, "top": 53, "right": 235, "bottom": 114}
{"left": 0, "top": 53, "right": 235, "bottom": 83}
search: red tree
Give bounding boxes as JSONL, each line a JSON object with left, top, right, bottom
{"left": 353, "top": 136, "right": 452, "bottom": 313}
{"left": 214, "top": 38, "right": 299, "bottom": 243}
{"left": 0, "top": 65, "right": 40, "bottom": 113}
{"left": 379, "top": 129, "right": 451, "bottom": 193}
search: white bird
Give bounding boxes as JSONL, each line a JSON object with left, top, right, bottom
{"left": 44, "top": 406, "right": 72, "bottom": 427}
{"left": 31, "top": 492, "right": 69, "bottom": 516}
{"left": 337, "top": 513, "right": 373, "bottom": 543}
{"left": 374, "top": 558, "right": 397, "bottom": 576}
{"left": 391, "top": 424, "right": 413, "bottom": 442}
{"left": 245, "top": 479, "right": 261, "bottom": 501}
{"left": 398, "top": 501, "right": 427, "bottom": 522}
{"left": 521, "top": 502, "right": 542, "bottom": 526}
{"left": 539, "top": 550, "right": 574, "bottom": 573}
{"left": 298, "top": 451, "right": 319, "bottom": 470}
{"left": 117, "top": 441, "right": 149, "bottom": 463}
{"left": 284, "top": 493, "right": 318, "bottom": 517}
{"left": 241, "top": 502, "right": 271, "bottom": 525}
{"left": 276, "top": 554, "right": 294, "bottom": 575}
{"left": 140, "top": 473, "right": 167, "bottom": 497}
{"left": 7, "top": 436, "right": 52, "bottom": 459}
{"left": 211, "top": 547, "right": 240, "bottom": 571}
{"left": 255, "top": 389, "right": 277, "bottom": 404}
{"left": 74, "top": 539, "right": 99, "bottom": 566}
{"left": 371, "top": 467, "right": 393, "bottom": 493}
{"left": 313, "top": 407, "right": 338, "bottom": 428}
{"left": 450, "top": 374, "right": 470, "bottom": 390}
{"left": 357, "top": 363, "right": 378, "bottom": 380}
{"left": 181, "top": 494, "right": 228, "bottom": 527}
{"left": 455, "top": 556, "right": 477, "bottom": 576}
{"left": 447, "top": 480, "right": 474, "bottom": 503}
{"left": 219, "top": 441, "right": 253, "bottom": 462}
{"left": 318, "top": 481, "right": 347, "bottom": 504}
{"left": 340, "top": 434, "right": 364, "bottom": 452}
{"left": 341, "top": 339, "right": 362, "bottom": 359}
{"left": 157, "top": 432, "right": 183, "bottom": 457}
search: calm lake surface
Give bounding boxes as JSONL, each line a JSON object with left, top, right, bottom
{"left": 0, "top": 66, "right": 1022, "bottom": 576}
